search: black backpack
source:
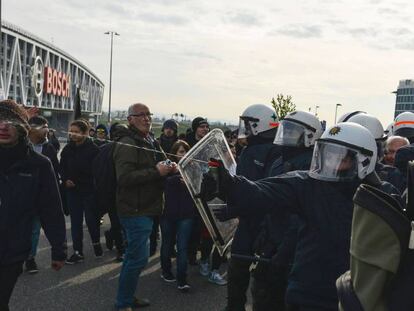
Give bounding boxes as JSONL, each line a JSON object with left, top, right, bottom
{"left": 92, "top": 142, "right": 117, "bottom": 216}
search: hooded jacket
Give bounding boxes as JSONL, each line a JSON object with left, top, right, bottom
{"left": 113, "top": 125, "right": 166, "bottom": 217}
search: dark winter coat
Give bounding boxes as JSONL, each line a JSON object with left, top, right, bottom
{"left": 60, "top": 138, "right": 99, "bottom": 193}
{"left": 0, "top": 142, "right": 66, "bottom": 265}
{"left": 394, "top": 143, "right": 414, "bottom": 178}
{"left": 162, "top": 174, "right": 197, "bottom": 220}
{"left": 228, "top": 171, "right": 399, "bottom": 309}
{"left": 113, "top": 125, "right": 166, "bottom": 217}
{"left": 376, "top": 162, "right": 405, "bottom": 194}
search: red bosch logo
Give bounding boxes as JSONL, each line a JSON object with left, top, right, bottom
{"left": 43, "top": 67, "right": 70, "bottom": 98}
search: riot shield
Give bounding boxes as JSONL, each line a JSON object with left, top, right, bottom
{"left": 178, "top": 128, "right": 238, "bottom": 256}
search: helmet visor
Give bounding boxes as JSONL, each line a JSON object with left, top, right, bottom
{"left": 309, "top": 141, "right": 359, "bottom": 181}
{"left": 238, "top": 117, "right": 257, "bottom": 138}
{"left": 273, "top": 120, "right": 305, "bottom": 146}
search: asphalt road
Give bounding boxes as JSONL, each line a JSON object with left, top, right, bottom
{"left": 10, "top": 216, "right": 253, "bottom": 311}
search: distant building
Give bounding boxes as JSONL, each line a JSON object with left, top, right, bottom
{"left": 394, "top": 79, "right": 414, "bottom": 118}
{"left": 0, "top": 21, "right": 104, "bottom": 135}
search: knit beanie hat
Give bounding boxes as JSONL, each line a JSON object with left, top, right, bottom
{"left": 191, "top": 117, "right": 209, "bottom": 132}
{"left": 96, "top": 124, "right": 108, "bottom": 135}
{"left": 0, "top": 100, "right": 30, "bottom": 136}
{"left": 162, "top": 119, "right": 178, "bottom": 133}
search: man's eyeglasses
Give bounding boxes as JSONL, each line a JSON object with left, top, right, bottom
{"left": 129, "top": 112, "right": 153, "bottom": 119}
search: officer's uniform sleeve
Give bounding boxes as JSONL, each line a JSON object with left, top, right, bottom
{"left": 227, "top": 173, "right": 301, "bottom": 217}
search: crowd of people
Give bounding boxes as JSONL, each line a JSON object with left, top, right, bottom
{"left": 1, "top": 98, "right": 414, "bottom": 311}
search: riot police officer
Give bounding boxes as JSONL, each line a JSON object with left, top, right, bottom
{"left": 346, "top": 113, "right": 405, "bottom": 193}
{"left": 224, "top": 104, "right": 279, "bottom": 311}
{"left": 251, "top": 110, "right": 322, "bottom": 311}
{"left": 203, "top": 122, "right": 399, "bottom": 311}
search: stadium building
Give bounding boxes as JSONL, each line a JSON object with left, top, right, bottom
{"left": 0, "top": 21, "right": 104, "bottom": 134}
{"left": 394, "top": 79, "right": 414, "bottom": 118}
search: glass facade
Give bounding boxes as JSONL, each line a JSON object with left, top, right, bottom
{"left": 394, "top": 80, "right": 414, "bottom": 118}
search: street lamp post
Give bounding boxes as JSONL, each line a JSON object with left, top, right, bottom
{"left": 334, "top": 103, "right": 342, "bottom": 124}
{"left": 104, "top": 31, "right": 120, "bottom": 124}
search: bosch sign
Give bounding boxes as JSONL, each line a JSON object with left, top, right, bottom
{"left": 43, "top": 67, "right": 70, "bottom": 97}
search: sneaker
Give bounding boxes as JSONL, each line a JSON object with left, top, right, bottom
{"left": 161, "top": 271, "right": 176, "bottom": 283}
{"left": 65, "top": 251, "right": 84, "bottom": 265}
{"left": 104, "top": 230, "right": 113, "bottom": 250}
{"left": 208, "top": 270, "right": 227, "bottom": 286}
{"left": 199, "top": 261, "right": 210, "bottom": 277}
{"left": 177, "top": 282, "right": 191, "bottom": 292}
{"left": 93, "top": 243, "right": 103, "bottom": 258}
{"left": 132, "top": 297, "right": 150, "bottom": 308}
{"left": 25, "top": 258, "right": 39, "bottom": 274}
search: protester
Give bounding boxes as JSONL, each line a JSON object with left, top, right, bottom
{"left": 158, "top": 119, "right": 179, "bottom": 153}
{"left": 25, "top": 116, "right": 61, "bottom": 274}
{"left": 186, "top": 117, "right": 209, "bottom": 147}
{"left": 48, "top": 128, "right": 61, "bottom": 152}
{"left": 60, "top": 119, "right": 102, "bottom": 264}
{"left": 383, "top": 135, "right": 409, "bottom": 166}
{"left": 160, "top": 140, "right": 197, "bottom": 291}
{"left": 95, "top": 124, "right": 109, "bottom": 146}
{"left": 186, "top": 117, "right": 210, "bottom": 265}
{"left": 113, "top": 103, "right": 176, "bottom": 310}
{"left": 0, "top": 100, "right": 66, "bottom": 310}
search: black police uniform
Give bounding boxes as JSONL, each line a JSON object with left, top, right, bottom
{"left": 251, "top": 147, "right": 313, "bottom": 311}
{"left": 227, "top": 137, "right": 280, "bottom": 311}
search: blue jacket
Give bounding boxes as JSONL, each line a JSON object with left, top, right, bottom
{"left": 228, "top": 171, "right": 398, "bottom": 309}
{"left": 231, "top": 142, "right": 279, "bottom": 255}
{"left": 163, "top": 174, "right": 197, "bottom": 220}
{"left": 0, "top": 143, "right": 66, "bottom": 265}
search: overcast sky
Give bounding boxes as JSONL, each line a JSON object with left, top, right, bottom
{"left": 4, "top": 0, "right": 414, "bottom": 126}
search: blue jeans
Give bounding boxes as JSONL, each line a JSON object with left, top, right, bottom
{"left": 66, "top": 190, "right": 100, "bottom": 253}
{"left": 29, "top": 217, "right": 41, "bottom": 259}
{"left": 116, "top": 216, "right": 153, "bottom": 308}
{"left": 160, "top": 218, "right": 194, "bottom": 284}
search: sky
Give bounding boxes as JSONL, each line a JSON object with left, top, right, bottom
{"left": 4, "top": 0, "right": 414, "bottom": 126}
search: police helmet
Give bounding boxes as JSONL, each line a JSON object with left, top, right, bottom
{"left": 337, "top": 111, "right": 366, "bottom": 123}
{"left": 309, "top": 122, "right": 377, "bottom": 181}
{"left": 393, "top": 112, "right": 414, "bottom": 140}
{"left": 347, "top": 113, "right": 386, "bottom": 141}
{"left": 238, "top": 104, "right": 279, "bottom": 138}
{"left": 273, "top": 110, "right": 322, "bottom": 147}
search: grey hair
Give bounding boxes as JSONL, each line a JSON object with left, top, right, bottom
{"left": 127, "top": 103, "right": 146, "bottom": 116}
{"left": 385, "top": 135, "right": 409, "bottom": 149}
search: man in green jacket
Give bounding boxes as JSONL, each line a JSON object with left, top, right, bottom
{"left": 114, "top": 103, "right": 175, "bottom": 311}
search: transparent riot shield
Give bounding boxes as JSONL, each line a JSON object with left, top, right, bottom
{"left": 178, "top": 128, "right": 238, "bottom": 256}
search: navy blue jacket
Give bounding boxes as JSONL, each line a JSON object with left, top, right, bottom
{"left": 60, "top": 139, "right": 99, "bottom": 193}
{"left": 231, "top": 141, "right": 279, "bottom": 255}
{"left": 227, "top": 171, "right": 398, "bottom": 309}
{"left": 0, "top": 143, "right": 66, "bottom": 265}
{"left": 163, "top": 174, "right": 197, "bottom": 220}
